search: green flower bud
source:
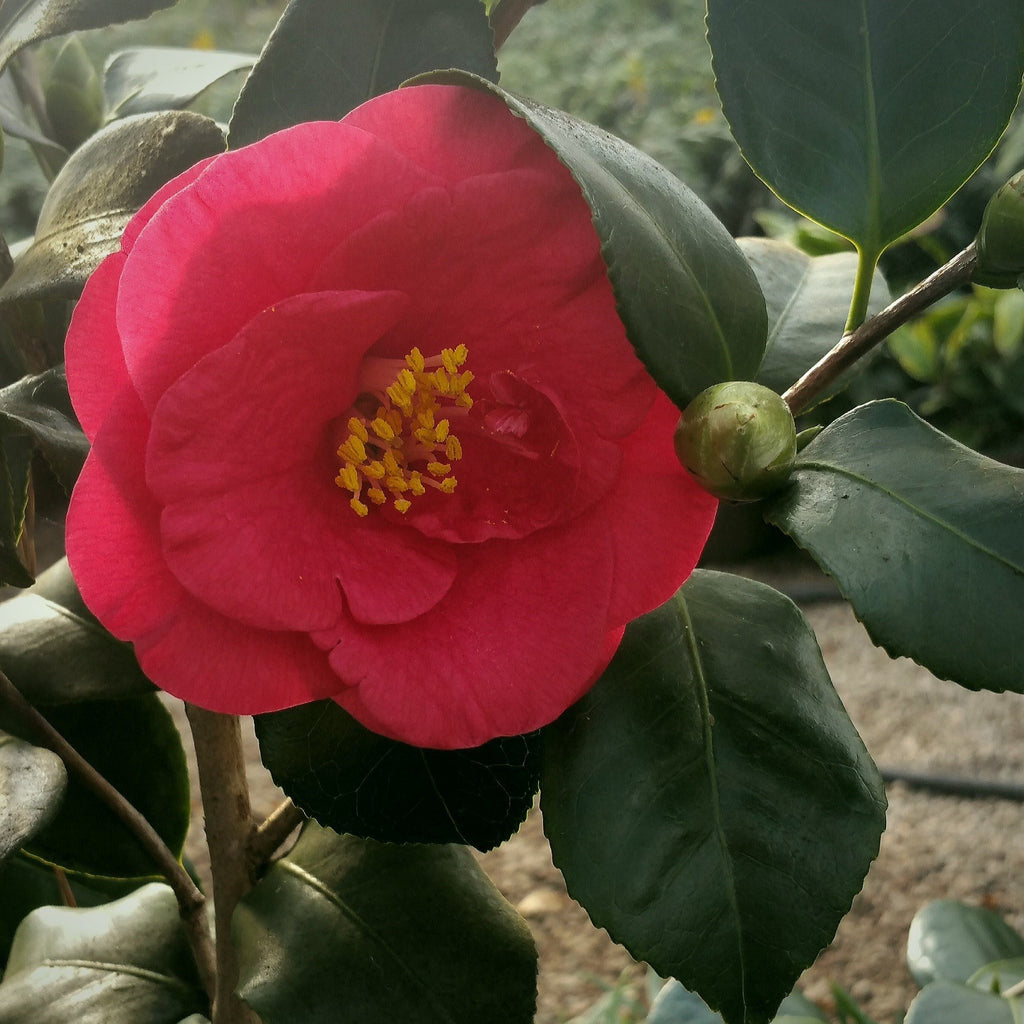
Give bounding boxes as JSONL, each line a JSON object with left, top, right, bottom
{"left": 674, "top": 381, "right": 796, "bottom": 502}
{"left": 44, "top": 37, "right": 103, "bottom": 152}
{"left": 974, "top": 170, "right": 1024, "bottom": 289}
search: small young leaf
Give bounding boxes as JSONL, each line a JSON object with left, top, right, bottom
{"left": 766, "top": 400, "right": 1024, "bottom": 695}
{"left": 256, "top": 701, "right": 539, "bottom": 851}
{"left": 905, "top": 980, "right": 1020, "bottom": 1024}
{"left": 416, "top": 71, "right": 767, "bottom": 409}
{"left": 0, "top": 731, "right": 66, "bottom": 863}
{"left": 234, "top": 822, "right": 538, "bottom": 1024}
{"left": 104, "top": 47, "right": 256, "bottom": 118}
{"left": 739, "top": 239, "right": 889, "bottom": 396}
{"left": 707, "top": 0, "right": 1024, "bottom": 256}
{"left": 0, "top": 883, "right": 207, "bottom": 1023}
{"left": 0, "top": 0, "right": 181, "bottom": 75}
{"left": 0, "top": 367, "right": 88, "bottom": 490}
{"left": 0, "top": 111, "right": 224, "bottom": 307}
{"left": 541, "top": 571, "right": 885, "bottom": 1024}
{"left": 907, "top": 900, "right": 1024, "bottom": 988}
{"left": 1, "top": 695, "right": 189, "bottom": 879}
{"left": 0, "top": 558, "right": 154, "bottom": 707}
{"left": 228, "top": 0, "right": 498, "bottom": 148}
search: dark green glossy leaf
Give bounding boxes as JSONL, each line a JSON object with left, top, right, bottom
{"left": 0, "top": 558, "right": 154, "bottom": 706}
{"left": 1, "top": 695, "right": 189, "bottom": 878}
{"left": 907, "top": 900, "right": 1024, "bottom": 988}
{"left": 0, "top": 731, "right": 66, "bottom": 862}
{"left": 0, "top": 0, "right": 180, "bottom": 76}
{"left": 905, "top": 980, "right": 1021, "bottom": 1024}
{"left": 765, "top": 400, "right": 1024, "bottom": 695}
{"left": 0, "top": 433, "right": 32, "bottom": 588}
{"left": 234, "top": 822, "right": 537, "bottom": 1023}
{"left": 707, "top": 0, "right": 1024, "bottom": 253}
{"left": 0, "top": 883, "right": 207, "bottom": 1023}
{"left": 0, "top": 111, "right": 224, "bottom": 306}
{"left": 256, "top": 701, "right": 539, "bottom": 851}
{"left": 541, "top": 570, "right": 886, "bottom": 1024}
{"left": 419, "top": 71, "right": 767, "bottom": 409}
{"left": 0, "top": 852, "right": 141, "bottom": 966}
{"left": 0, "top": 367, "right": 88, "bottom": 489}
{"left": 228, "top": 0, "right": 498, "bottom": 148}
{"left": 104, "top": 47, "right": 256, "bottom": 118}
{"left": 739, "top": 239, "right": 889, "bottom": 396}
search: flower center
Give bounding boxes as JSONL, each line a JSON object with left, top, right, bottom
{"left": 335, "top": 345, "right": 474, "bottom": 517}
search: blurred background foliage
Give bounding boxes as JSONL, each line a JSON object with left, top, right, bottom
{"left": 2, "top": 0, "right": 1022, "bottom": 463}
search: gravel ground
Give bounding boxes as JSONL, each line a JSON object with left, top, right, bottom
{"left": 177, "top": 592, "right": 1024, "bottom": 1024}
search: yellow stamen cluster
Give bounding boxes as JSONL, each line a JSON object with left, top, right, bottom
{"left": 335, "top": 345, "right": 473, "bottom": 517}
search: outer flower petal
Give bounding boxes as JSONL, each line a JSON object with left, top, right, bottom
{"left": 117, "top": 122, "right": 441, "bottom": 412}
{"left": 147, "top": 290, "right": 457, "bottom": 630}
{"left": 321, "top": 519, "right": 617, "bottom": 749}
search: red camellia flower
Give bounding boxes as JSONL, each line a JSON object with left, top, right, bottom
{"left": 65, "top": 85, "right": 717, "bottom": 749}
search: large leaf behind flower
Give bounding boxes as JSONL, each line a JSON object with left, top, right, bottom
{"left": 541, "top": 571, "right": 886, "bottom": 1024}
{"left": 0, "top": 0, "right": 179, "bottom": 75}
{"left": 417, "top": 71, "right": 767, "bottom": 409}
{"left": 228, "top": 0, "right": 498, "bottom": 148}
{"left": 0, "top": 111, "right": 225, "bottom": 307}
{"left": 256, "top": 701, "right": 539, "bottom": 851}
{"left": 0, "top": 695, "right": 189, "bottom": 878}
{"left": 707, "top": 0, "right": 1024, "bottom": 256}
{"left": 234, "top": 822, "right": 537, "bottom": 1023}
{"left": 0, "top": 883, "right": 207, "bottom": 1023}
{"left": 766, "top": 400, "right": 1024, "bottom": 695}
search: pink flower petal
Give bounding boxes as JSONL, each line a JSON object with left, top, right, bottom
{"left": 148, "top": 290, "right": 457, "bottom": 630}
{"left": 117, "top": 122, "right": 440, "bottom": 412}
{"left": 320, "top": 523, "right": 617, "bottom": 749}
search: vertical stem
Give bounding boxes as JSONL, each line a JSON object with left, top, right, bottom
{"left": 186, "top": 705, "right": 260, "bottom": 1024}
{"left": 845, "top": 246, "right": 879, "bottom": 333}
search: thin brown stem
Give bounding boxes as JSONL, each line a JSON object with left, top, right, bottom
{"left": 186, "top": 705, "right": 260, "bottom": 1024}
{"left": 0, "top": 668, "right": 216, "bottom": 999}
{"left": 782, "top": 242, "right": 978, "bottom": 416}
{"left": 247, "top": 798, "right": 305, "bottom": 874}
{"left": 490, "top": 0, "right": 543, "bottom": 50}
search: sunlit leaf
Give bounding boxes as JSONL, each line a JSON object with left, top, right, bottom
{"left": 104, "top": 47, "right": 256, "bottom": 118}
{"left": 0, "top": 558, "right": 153, "bottom": 706}
{"left": 234, "top": 822, "right": 537, "bottom": 1023}
{"left": 0, "top": 731, "right": 66, "bottom": 862}
{"left": 228, "top": 0, "right": 498, "bottom": 147}
{"left": 0, "top": 883, "right": 207, "bottom": 1023}
{"left": 766, "top": 400, "right": 1024, "bottom": 695}
{"left": 0, "top": 111, "right": 224, "bottom": 306}
{"left": 541, "top": 571, "right": 885, "bottom": 1024}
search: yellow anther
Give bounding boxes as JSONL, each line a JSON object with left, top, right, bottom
{"left": 364, "top": 461, "right": 386, "bottom": 480}
{"left": 394, "top": 498, "right": 412, "bottom": 514}
{"left": 428, "top": 461, "right": 452, "bottom": 478}
{"left": 336, "top": 463, "right": 360, "bottom": 492}
{"left": 432, "top": 369, "right": 451, "bottom": 394}
{"left": 337, "top": 434, "right": 367, "bottom": 465}
{"left": 406, "top": 347, "right": 425, "bottom": 373}
{"left": 383, "top": 450, "right": 402, "bottom": 475}
{"left": 347, "top": 418, "right": 369, "bottom": 443}
{"left": 350, "top": 497, "right": 369, "bottom": 517}
{"left": 368, "top": 487, "right": 387, "bottom": 505}
{"left": 445, "top": 436, "right": 463, "bottom": 461}
{"left": 385, "top": 475, "right": 409, "bottom": 493}
{"left": 439, "top": 477, "right": 458, "bottom": 494}
{"left": 397, "top": 368, "right": 416, "bottom": 393}
{"left": 416, "top": 407, "right": 435, "bottom": 430}
{"left": 371, "top": 417, "right": 395, "bottom": 440}
{"left": 386, "top": 383, "right": 413, "bottom": 413}
{"left": 409, "top": 472, "right": 426, "bottom": 496}
{"left": 435, "top": 419, "right": 450, "bottom": 442}
{"left": 456, "top": 392, "right": 473, "bottom": 409}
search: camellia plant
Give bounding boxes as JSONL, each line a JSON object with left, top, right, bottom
{"left": 0, "top": 1, "right": 1021, "bottom": 1023}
